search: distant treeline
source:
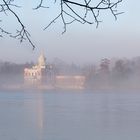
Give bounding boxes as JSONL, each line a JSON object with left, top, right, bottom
{"left": 0, "top": 62, "right": 34, "bottom": 86}
{"left": 1, "top": 56, "right": 140, "bottom": 89}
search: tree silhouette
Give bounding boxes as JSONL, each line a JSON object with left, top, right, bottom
{"left": 0, "top": 0, "right": 123, "bottom": 49}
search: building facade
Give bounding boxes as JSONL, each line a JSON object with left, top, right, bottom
{"left": 24, "top": 52, "right": 47, "bottom": 85}
{"left": 55, "top": 75, "right": 85, "bottom": 89}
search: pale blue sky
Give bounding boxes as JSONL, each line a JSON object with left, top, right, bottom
{"left": 0, "top": 0, "right": 140, "bottom": 64}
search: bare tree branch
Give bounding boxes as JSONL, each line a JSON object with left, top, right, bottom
{"left": 0, "top": 0, "right": 123, "bottom": 48}
{"left": 42, "top": 0, "right": 123, "bottom": 33}
{"left": 33, "top": 0, "right": 49, "bottom": 10}
{"left": 0, "top": 0, "right": 35, "bottom": 49}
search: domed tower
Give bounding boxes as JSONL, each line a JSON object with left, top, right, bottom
{"left": 38, "top": 52, "right": 46, "bottom": 69}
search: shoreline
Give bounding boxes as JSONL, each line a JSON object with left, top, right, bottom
{"left": 1, "top": 84, "right": 140, "bottom": 93}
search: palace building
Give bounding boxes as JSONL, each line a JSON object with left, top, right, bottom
{"left": 24, "top": 52, "right": 47, "bottom": 85}
{"left": 24, "top": 52, "right": 85, "bottom": 89}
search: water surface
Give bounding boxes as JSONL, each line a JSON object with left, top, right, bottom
{"left": 0, "top": 90, "right": 140, "bottom": 140}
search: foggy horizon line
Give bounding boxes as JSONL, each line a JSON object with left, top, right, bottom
{"left": 1, "top": 55, "right": 140, "bottom": 65}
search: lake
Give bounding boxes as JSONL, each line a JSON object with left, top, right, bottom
{"left": 0, "top": 90, "right": 140, "bottom": 140}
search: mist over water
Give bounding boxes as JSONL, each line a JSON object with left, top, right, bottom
{"left": 0, "top": 54, "right": 140, "bottom": 140}
{"left": 0, "top": 57, "right": 140, "bottom": 140}
{"left": 1, "top": 56, "right": 140, "bottom": 91}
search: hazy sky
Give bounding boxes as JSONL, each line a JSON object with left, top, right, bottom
{"left": 0, "top": 0, "right": 140, "bottom": 64}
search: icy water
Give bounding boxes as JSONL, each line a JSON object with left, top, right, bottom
{"left": 0, "top": 90, "right": 140, "bottom": 140}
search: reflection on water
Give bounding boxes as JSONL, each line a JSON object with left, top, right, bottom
{"left": 0, "top": 92, "right": 44, "bottom": 140}
{"left": 0, "top": 91, "right": 140, "bottom": 140}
